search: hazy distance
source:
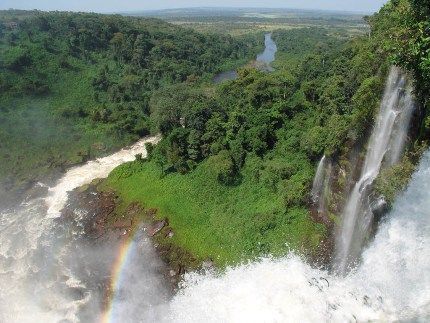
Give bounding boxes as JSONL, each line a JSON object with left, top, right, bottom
{"left": 1, "top": 0, "right": 387, "bottom": 14}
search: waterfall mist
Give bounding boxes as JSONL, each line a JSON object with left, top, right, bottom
{"left": 0, "top": 67, "right": 427, "bottom": 322}
{"left": 0, "top": 136, "right": 169, "bottom": 322}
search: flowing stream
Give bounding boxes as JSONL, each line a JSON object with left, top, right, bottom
{"left": 334, "top": 66, "right": 415, "bottom": 274}
{"left": 256, "top": 32, "right": 277, "bottom": 71}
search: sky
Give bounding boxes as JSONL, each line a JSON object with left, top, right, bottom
{"left": 0, "top": 1, "right": 387, "bottom": 14}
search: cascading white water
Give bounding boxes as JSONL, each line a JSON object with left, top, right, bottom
{"left": 167, "top": 148, "right": 430, "bottom": 322}
{"left": 311, "top": 156, "right": 332, "bottom": 215}
{"left": 311, "top": 156, "right": 326, "bottom": 203}
{"left": 0, "top": 136, "right": 163, "bottom": 323}
{"left": 45, "top": 136, "right": 160, "bottom": 218}
{"left": 334, "top": 67, "right": 415, "bottom": 274}
{"left": 0, "top": 64, "right": 424, "bottom": 322}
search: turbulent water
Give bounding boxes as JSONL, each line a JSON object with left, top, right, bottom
{"left": 3, "top": 137, "right": 428, "bottom": 322}
{"left": 0, "top": 136, "right": 163, "bottom": 322}
{"left": 0, "top": 66, "right": 428, "bottom": 322}
{"left": 168, "top": 148, "right": 430, "bottom": 322}
{"left": 334, "top": 66, "right": 415, "bottom": 274}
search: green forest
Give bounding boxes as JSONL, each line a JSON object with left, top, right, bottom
{"left": 1, "top": 0, "right": 430, "bottom": 267}
{"left": 0, "top": 11, "right": 260, "bottom": 203}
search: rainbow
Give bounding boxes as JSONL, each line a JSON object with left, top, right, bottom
{"left": 100, "top": 231, "right": 137, "bottom": 323}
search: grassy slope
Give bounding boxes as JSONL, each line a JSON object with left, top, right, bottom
{"left": 103, "top": 158, "right": 326, "bottom": 266}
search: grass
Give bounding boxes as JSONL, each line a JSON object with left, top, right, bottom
{"left": 102, "top": 158, "right": 326, "bottom": 267}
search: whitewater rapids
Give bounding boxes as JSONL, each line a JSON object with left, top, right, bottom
{"left": 0, "top": 136, "right": 162, "bottom": 323}
{"left": 1, "top": 134, "right": 429, "bottom": 322}
{"left": 166, "top": 149, "right": 430, "bottom": 322}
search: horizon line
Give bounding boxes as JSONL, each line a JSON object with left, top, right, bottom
{"left": 1, "top": 6, "right": 375, "bottom": 16}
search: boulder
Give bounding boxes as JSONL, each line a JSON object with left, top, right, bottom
{"left": 147, "top": 219, "right": 167, "bottom": 237}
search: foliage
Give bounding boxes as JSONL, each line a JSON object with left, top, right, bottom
{"left": 374, "top": 156, "right": 416, "bottom": 206}
{"left": 104, "top": 159, "right": 326, "bottom": 266}
{"left": 371, "top": 0, "right": 430, "bottom": 134}
{"left": 3, "top": 0, "right": 430, "bottom": 265}
{"left": 0, "top": 10, "right": 256, "bottom": 195}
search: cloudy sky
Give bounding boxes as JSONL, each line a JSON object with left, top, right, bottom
{"left": 1, "top": 0, "right": 387, "bottom": 13}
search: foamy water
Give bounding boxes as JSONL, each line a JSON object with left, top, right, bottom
{"left": 166, "top": 149, "right": 430, "bottom": 322}
{"left": 0, "top": 136, "right": 161, "bottom": 322}
{"left": 335, "top": 67, "right": 415, "bottom": 273}
{"left": 46, "top": 136, "right": 160, "bottom": 217}
{"left": 1, "top": 133, "right": 429, "bottom": 322}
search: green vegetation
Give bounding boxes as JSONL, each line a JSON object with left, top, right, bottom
{"left": 103, "top": 158, "right": 325, "bottom": 266}
{"left": 377, "top": 0, "right": 430, "bottom": 136}
{"left": 103, "top": 0, "right": 430, "bottom": 265}
{"left": 137, "top": 8, "right": 369, "bottom": 36}
{"left": 375, "top": 156, "right": 416, "bottom": 206}
{"left": 103, "top": 19, "right": 393, "bottom": 264}
{"left": 0, "top": 10, "right": 258, "bottom": 199}
{"left": 1, "top": 0, "right": 430, "bottom": 267}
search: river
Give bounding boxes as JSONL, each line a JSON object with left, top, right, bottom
{"left": 213, "top": 32, "right": 277, "bottom": 83}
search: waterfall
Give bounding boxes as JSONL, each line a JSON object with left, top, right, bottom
{"left": 167, "top": 148, "right": 430, "bottom": 322}
{"left": 311, "top": 156, "right": 326, "bottom": 203}
{"left": 334, "top": 67, "right": 415, "bottom": 274}
{"left": 311, "top": 156, "right": 332, "bottom": 215}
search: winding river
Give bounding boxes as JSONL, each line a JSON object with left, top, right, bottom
{"left": 213, "top": 32, "right": 277, "bottom": 83}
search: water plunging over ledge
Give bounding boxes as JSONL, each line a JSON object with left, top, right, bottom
{"left": 311, "top": 155, "right": 332, "bottom": 217}
{"left": 167, "top": 148, "right": 430, "bottom": 322}
{"left": 0, "top": 68, "right": 427, "bottom": 322}
{"left": 334, "top": 66, "right": 415, "bottom": 274}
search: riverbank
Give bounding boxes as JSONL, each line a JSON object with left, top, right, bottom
{"left": 60, "top": 180, "right": 210, "bottom": 290}
{"left": 213, "top": 32, "right": 277, "bottom": 83}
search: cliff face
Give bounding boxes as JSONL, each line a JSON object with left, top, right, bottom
{"left": 310, "top": 68, "right": 424, "bottom": 266}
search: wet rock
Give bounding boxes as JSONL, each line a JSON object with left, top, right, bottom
{"left": 147, "top": 219, "right": 167, "bottom": 237}
{"left": 169, "top": 269, "right": 177, "bottom": 277}
{"left": 68, "top": 287, "right": 87, "bottom": 301}
{"left": 371, "top": 196, "right": 389, "bottom": 220}
{"left": 112, "top": 219, "right": 132, "bottom": 229}
{"left": 126, "top": 202, "right": 142, "bottom": 217}
{"left": 146, "top": 208, "right": 158, "bottom": 219}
